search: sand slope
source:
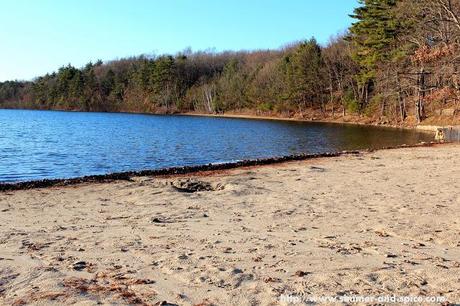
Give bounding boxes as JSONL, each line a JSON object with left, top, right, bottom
{"left": 0, "top": 145, "right": 459, "bottom": 305}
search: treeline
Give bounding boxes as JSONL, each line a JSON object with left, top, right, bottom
{"left": 0, "top": 45, "right": 341, "bottom": 115}
{"left": 1, "top": 0, "right": 459, "bottom": 124}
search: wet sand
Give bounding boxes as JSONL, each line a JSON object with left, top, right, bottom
{"left": 0, "top": 144, "right": 459, "bottom": 305}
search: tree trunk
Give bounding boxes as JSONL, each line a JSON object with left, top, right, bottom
{"left": 380, "top": 98, "right": 386, "bottom": 118}
{"left": 396, "top": 74, "right": 406, "bottom": 122}
{"left": 416, "top": 68, "right": 426, "bottom": 123}
{"left": 203, "top": 84, "right": 214, "bottom": 113}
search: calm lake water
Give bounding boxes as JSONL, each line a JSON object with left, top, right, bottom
{"left": 0, "top": 109, "right": 433, "bottom": 183}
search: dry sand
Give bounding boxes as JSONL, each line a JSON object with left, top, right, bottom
{"left": 0, "top": 144, "right": 459, "bottom": 305}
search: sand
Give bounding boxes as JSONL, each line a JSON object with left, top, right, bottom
{"left": 0, "top": 144, "right": 459, "bottom": 305}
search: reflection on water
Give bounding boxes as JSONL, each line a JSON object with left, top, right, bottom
{"left": 0, "top": 109, "right": 433, "bottom": 182}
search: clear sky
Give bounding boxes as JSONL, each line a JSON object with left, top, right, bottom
{"left": 0, "top": 0, "right": 359, "bottom": 81}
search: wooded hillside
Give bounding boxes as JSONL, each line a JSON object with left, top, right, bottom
{"left": 1, "top": 0, "right": 459, "bottom": 125}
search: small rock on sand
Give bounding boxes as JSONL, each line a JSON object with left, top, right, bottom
{"left": 71, "top": 261, "right": 87, "bottom": 271}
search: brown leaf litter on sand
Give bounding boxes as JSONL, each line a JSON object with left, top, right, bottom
{"left": 12, "top": 271, "right": 157, "bottom": 306}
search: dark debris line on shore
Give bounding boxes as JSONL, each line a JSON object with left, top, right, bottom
{"left": 0, "top": 142, "right": 441, "bottom": 192}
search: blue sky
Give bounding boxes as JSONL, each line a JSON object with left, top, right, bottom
{"left": 0, "top": 0, "right": 359, "bottom": 81}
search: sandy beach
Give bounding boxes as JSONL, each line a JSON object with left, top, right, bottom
{"left": 0, "top": 144, "right": 459, "bottom": 305}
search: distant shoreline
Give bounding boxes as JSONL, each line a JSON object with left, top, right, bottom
{"left": 0, "top": 107, "right": 444, "bottom": 132}
{"left": 179, "top": 111, "right": 432, "bottom": 131}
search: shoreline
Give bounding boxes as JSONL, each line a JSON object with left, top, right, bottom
{"left": 1, "top": 107, "right": 454, "bottom": 132}
{"left": 1, "top": 144, "right": 459, "bottom": 305}
{"left": 181, "top": 112, "right": 460, "bottom": 135}
{"left": 180, "top": 111, "right": 412, "bottom": 129}
{"left": 0, "top": 141, "right": 444, "bottom": 192}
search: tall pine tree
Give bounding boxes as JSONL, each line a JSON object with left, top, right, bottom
{"left": 348, "top": 0, "right": 399, "bottom": 106}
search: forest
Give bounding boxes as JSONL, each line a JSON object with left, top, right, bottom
{"left": 1, "top": 0, "right": 459, "bottom": 125}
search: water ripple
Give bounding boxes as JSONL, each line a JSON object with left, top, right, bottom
{"left": 0, "top": 109, "right": 433, "bottom": 182}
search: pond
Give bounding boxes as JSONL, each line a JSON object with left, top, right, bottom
{"left": 0, "top": 109, "right": 433, "bottom": 182}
